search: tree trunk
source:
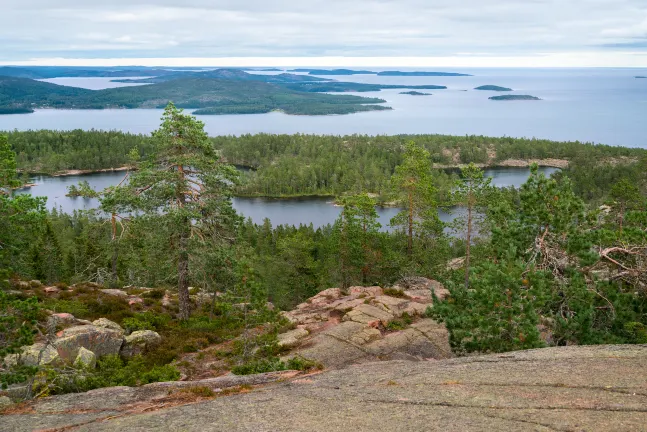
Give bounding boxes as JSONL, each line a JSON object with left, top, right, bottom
{"left": 177, "top": 164, "right": 191, "bottom": 320}
{"left": 465, "top": 199, "right": 473, "bottom": 290}
{"left": 407, "top": 189, "right": 413, "bottom": 256}
{"left": 110, "top": 213, "right": 118, "bottom": 285}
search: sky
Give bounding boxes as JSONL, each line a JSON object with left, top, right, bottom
{"left": 1, "top": 0, "right": 647, "bottom": 67}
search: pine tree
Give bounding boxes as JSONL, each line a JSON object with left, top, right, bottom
{"left": 103, "top": 103, "right": 239, "bottom": 319}
{"left": 389, "top": 141, "right": 442, "bottom": 256}
{"left": 452, "top": 163, "right": 494, "bottom": 289}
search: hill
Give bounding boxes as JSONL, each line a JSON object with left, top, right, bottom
{"left": 112, "top": 69, "right": 331, "bottom": 84}
{"left": 377, "top": 71, "right": 472, "bottom": 76}
{"left": 282, "top": 82, "right": 447, "bottom": 92}
{"left": 0, "top": 75, "right": 390, "bottom": 115}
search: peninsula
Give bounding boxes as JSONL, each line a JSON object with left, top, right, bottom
{"left": 399, "top": 91, "right": 432, "bottom": 96}
{"left": 0, "top": 73, "right": 391, "bottom": 116}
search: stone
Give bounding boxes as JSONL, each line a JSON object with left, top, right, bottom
{"left": 330, "top": 297, "right": 365, "bottom": 312}
{"left": 447, "top": 257, "right": 465, "bottom": 270}
{"left": 349, "top": 286, "right": 383, "bottom": 297}
{"left": 348, "top": 327, "right": 382, "bottom": 345}
{"left": 403, "top": 289, "right": 433, "bottom": 303}
{"left": 128, "top": 297, "right": 144, "bottom": 306}
{"left": 12, "top": 280, "right": 30, "bottom": 290}
{"left": 277, "top": 328, "right": 309, "bottom": 349}
{"left": 342, "top": 304, "right": 394, "bottom": 326}
{"left": 120, "top": 330, "right": 162, "bottom": 358}
{"left": 54, "top": 326, "right": 124, "bottom": 363}
{"left": 44, "top": 286, "right": 60, "bottom": 294}
{"left": 92, "top": 318, "right": 124, "bottom": 334}
{"left": 47, "top": 313, "right": 77, "bottom": 329}
{"left": 74, "top": 347, "right": 97, "bottom": 369}
{"left": 6, "top": 343, "right": 63, "bottom": 367}
{"left": 29, "top": 280, "right": 43, "bottom": 288}
{"left": 372, "top": 296, "right": 410, "bottom": 316}
{"left": 100, "top": 289, "right": 128, "bottom": 298}
{"left": 0, "top": 395, "right": 13, "bottom": 410}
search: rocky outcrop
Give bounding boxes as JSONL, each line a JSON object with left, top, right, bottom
{"left": 92, "top": 318, "right": 125, "bottom": 334}
{"left": 279, "top": 279, "right": 452, "bottom": 369}
{"left": 74, "top": 347, "right": 97, "bottom": 368}
{"left": 4, "top": 345, "right": 647, "bottom": 431}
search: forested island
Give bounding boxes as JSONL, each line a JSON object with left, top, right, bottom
{"left": 286, "top": 69, "right": 472, "bottom": 76}
{"left": 282, "top": 82, "right": 447, "bottom": 92}
{"left": 0, "top": 73, "right": 391, "bottom": 115}
{"left": 474, "top": 85, "right": 513, "bottom": 91}
{"left": 636, "top": 76, "right": 647, "bottom": 79}
{"left": 399, "top": 91, "right": 432, "bottom": 96}
{"left": 2, "top": 105, "right": 647, "bottom": 418}
{"left": 489, "top": 94, "right": 541, "bottom": 101}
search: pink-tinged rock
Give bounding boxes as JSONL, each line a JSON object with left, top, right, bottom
{"left": 349, "top": 286, "right": 383, "bottom": 297}
{"left": 54, "top": 326, "right": 124, "bottom": 363}
{"left": 128, "top": 297, "right": 144, "bottom": 306}
{"left": 44, "top": 286, "right": 60, "bottom": 294}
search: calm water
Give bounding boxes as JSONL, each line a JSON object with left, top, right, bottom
{"left": 15, "top": 166, "right": 557, "bottom": 229}
{"left": 1, "top": 68, "right": 646, "bottom": 147}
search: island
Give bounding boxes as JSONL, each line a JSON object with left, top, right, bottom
{"left": 0, "top": 73, "right": 392, "bottom": 116}
{"left": 399, "top": 91, "right": 432, "bottom": 96}
{"left": 283, "top": 82, "right": 447, "bottom": 92}
{"left": 111, "top": 69, "right": 331, "bottom": 84}
{"left": 287, "top": 69, "right": 377, "bottom": 75}
{"left": 0, "top": 107, "right": 34, "bottom": 114}
{"left": 636, "top": 76, "right": 647, "bottom": 79}
{"left": 474, "top": 85, "right": 513, "bottom": 91}
{"left": 489, "top": 95, "right": 541, "bottom": 101}
{"left": 377, "top": 71, "right": 472, "bottom": 77}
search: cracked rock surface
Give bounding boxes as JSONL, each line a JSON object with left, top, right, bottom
{"left": 5, "top": 345, "right": 647, "bottom": 431}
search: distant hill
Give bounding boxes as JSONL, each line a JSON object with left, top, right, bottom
{"left": 286, "top": 69, "right": 377, "bottom": 75}
{"left": 377, "top": 71, "right": 472, "bottom": 77}
{"left": 0, "top": 75, "right": 391, "bottom": 115}
{"left": 636, "top": 76, "right": 647, "bottom": 79}
{"left": 474, "top": 85, "right": 513, "bottom": 91}
{"left": 112, "top": 69, "right": 331, "bottom": 84}
{"left": 489, "top": 94, "right": 541, "bottom": 101}
{"left": 283, "top": 82, "right": 447, "bottom": 92}
{"left": 0, "top": 66, "right": 174, "bottom": 79}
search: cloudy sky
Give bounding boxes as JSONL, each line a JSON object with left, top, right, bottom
{"left": 2, "top": 0, "right": 647, "bottom": 67}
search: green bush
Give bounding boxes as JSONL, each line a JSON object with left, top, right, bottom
{"left": 122, "top": 311, "right": 171, "bottom": 333}
{"left": 231, "top": 356, "right": 321, "bottom": 375}
{"left": 34, "top": 355, "right": 180, "bottom": 396}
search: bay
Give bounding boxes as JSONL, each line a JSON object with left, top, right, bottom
{"left": 15, "top": 166, "right": 558, "bottom": 229}
{"left": 0, "top": 68, "right": 646, "bottom": 147}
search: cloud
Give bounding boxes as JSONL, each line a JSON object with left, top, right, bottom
{"left": 1, "top": 0, "right": 647, "bottom": 66}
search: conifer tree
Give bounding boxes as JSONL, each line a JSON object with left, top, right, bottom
{"left": 389, "top": 141, "right": 442, "bottom": 256}
{"left": 103, "top": 103, "right": 239, "bottom": 319}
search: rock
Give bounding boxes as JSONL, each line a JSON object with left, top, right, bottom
{"left": 12, "top": 280, "right": 30, "bottom": 290}
{"left": 74, "top": 347, "right": 97, "bottom": 369}
{"left": 349, "top": 286, "right": 383, "bottom": 297}
{"left": 447, "top": 257, "right": 465, "bottom": 270}
{"left": 120, "top": 330, "right": 162, "bottom": 358}
{"left": 92, "top": 318, "right": 124, "bottom": 334}
{"left": 0, "top": 395, "right": 13, "bottom": 410}
{"left": 162, "top": 293, "right": 172, "bottom": 307}
{"left": 54, "top": 326, "right": 124, "bottom": 363}
{"left": 100, "top": 289, "right": 128, "bottom": 298}
{"left": 44, "top": 286, "right": 60, "bottom": 294}
{"left": 29, "top": 280, "right": 43, "bottom": 288}
{"left": 403, "top": 289, "right": 433, "bottom": 303}
{"left": 277, "top": 328, "right": 309, "bottom": 348}
{"left": 47, "top": 313, "right": 77, "bottom": 329}
{"left": 342, "top": 304, "right": 394, "bottom": 326}
{"left": 330, "top": 297, "right": 365, "bottom": 312}
{"left": 5, "top": 343, "right": 63, "bottom": 367}
{"left": 372, "top": 296, "right": 410, "bottom": 316}
{"left": 128, "top": 297, "right": 144, "bottom": 306}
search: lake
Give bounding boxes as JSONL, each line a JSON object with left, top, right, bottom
{"left": 15, "top": 166, "right": 558, "bottom": 229}
{"left": 1, "top": 68, "right": 647, "bottom": 147}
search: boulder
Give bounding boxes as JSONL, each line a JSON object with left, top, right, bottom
{"left": 73, "top": 347, "right": 97, "bottom": 369}
{"left": 44, "top": 286, "right": 60, "bottom": 294}
{"left": 4, "top": 343, "right": 63, "bottom": 367}
{"left": 120, "top": 330, "right": 162, "bottom": 358}
{"left": 29, "top": 280, "right": 43, "bottom": 288}
{"left": 92, "top": 318, "right": 124, "bottom": 334}
{"left": 54, "top": 326, "right": 124, "bottom": 363}
{"left": 277, "top": 328, "right": 309, "bottom": 349}
{"left": 47, "top": 313, "right": 78, "bottom": 329}
{"left": 100, "top": 289, "right": 128, "bottom": 298}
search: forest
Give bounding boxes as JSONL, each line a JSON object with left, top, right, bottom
{"left": 0, "top": 74, "right": 390, "bottom": 115}
{"left": 1, "top": 105, "right": 647, "bottom": 397}
{"left": 6, "top": 129, "right": 646, "bottom": 204}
